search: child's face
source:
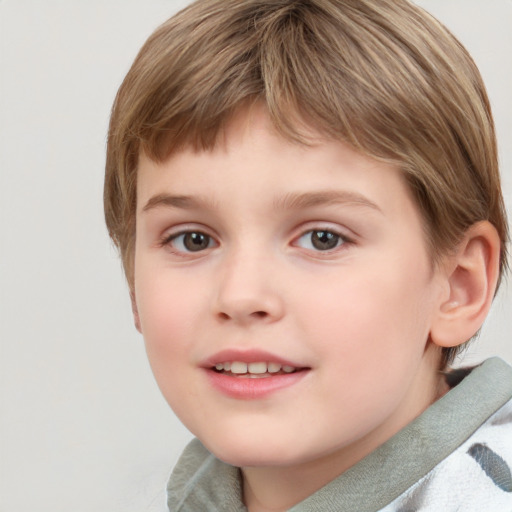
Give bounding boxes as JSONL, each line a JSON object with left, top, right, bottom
{"left": 133, "top": 107, "right": 446, "bottom": 471}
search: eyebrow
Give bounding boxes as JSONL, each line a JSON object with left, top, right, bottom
{"left": 272, "top": 190, "right": 382, "bottom": 213}
{"left": 141, "top": 190, "right": 382, "bottom": 214}
{"left": 142, "top": 194, "right": 217, "bottom": 213}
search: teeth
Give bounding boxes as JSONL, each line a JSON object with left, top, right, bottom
{"left": 230, "top": 361, "right": 248, "bottom": 374}
{"left": 213, "top": 361, "right": 299, "bottom": 374}
{"left": 248, "top": 362, "right": 267, "bottom": 374}
{"left": 267, "top": 362, "right": 281, "bottom": 373}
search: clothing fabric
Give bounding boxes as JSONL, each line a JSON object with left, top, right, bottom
{"left": 167, "top": 358, "right": 512, "bottom": 511}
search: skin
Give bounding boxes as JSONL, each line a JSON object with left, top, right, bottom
{"left": 132, "top": 106, "right": 453, "bottom": 511}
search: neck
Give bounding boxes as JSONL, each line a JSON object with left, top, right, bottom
{"left": 241, "top": 444, "right": 369, "bottom": 512}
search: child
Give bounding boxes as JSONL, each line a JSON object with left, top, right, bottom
{"left": 104, "top": 0, "right": 512, "bottom": 510}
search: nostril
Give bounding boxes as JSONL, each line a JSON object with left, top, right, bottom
{"left": 216, "top": 310, "right": 270, "bottom": 322}
{"left": 216, "top": 310, "right": 268, "bottom": 321}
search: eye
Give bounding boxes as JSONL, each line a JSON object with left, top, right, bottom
{"left": 166, "top": 231, "right": 216, "bottom": 253}
{"left": 295, "top": 229, "right": 346, "bottom": 251}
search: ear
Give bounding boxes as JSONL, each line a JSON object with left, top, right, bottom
{"left": 430, "top": 221, "right": 501, "bottom": 349}
{"left": 130, "top": 290, "right": 142, "bottom": 333}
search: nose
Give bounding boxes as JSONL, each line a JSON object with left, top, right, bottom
{"left": 213, "top": 250, "right": 285, "bottom": 325}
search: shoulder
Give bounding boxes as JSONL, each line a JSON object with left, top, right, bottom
{"left": 381, "top": 382, "right": 512, "bottom": 511}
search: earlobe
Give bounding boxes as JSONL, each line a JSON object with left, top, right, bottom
{"left": 130, "top": 290, "right": 142, "bottom": 333}
{"left": 430, "top": 221, "right": 501, "bottom": 348}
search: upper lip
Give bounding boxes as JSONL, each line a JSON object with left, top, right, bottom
{"left": 202, "top": 349, "right": 306, "bottom": 369}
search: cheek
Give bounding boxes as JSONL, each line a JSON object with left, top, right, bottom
{"left": 136, "top": 279, "right": 207, "bottom": 427}
{"left": 135, "top": 271, "right": 199, "bottom": 377}
{"left": 293, "top": 264, "right": 437, "bottom": 438}
{"left": 136, "top": 263, "right": 198, "bottom": 330}
{"left": 301, "top": 258, "right": 434, "bottom": 369}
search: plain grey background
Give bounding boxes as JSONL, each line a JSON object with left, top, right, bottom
{"left": 0, "top": 1, "right": 510, "bottom": 510}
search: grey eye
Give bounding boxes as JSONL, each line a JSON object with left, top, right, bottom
{"left": 296, "top": 230, "right": 344, "bottom": 251}
{"left": 172, "top": 232, "right": 214, "bottom": 252}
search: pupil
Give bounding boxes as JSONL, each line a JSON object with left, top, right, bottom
{"left": 312, "top": 231, "right": 339, "bottom": 250}
{"left": 184, "top": 232, "right": 209, "bottom": 251}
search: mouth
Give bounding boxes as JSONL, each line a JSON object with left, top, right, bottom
{"left": 203, "top": 351, "right": 310, "bottom": 398}
{"left": 212, "top": 361, "right": 302, "bottom": 378}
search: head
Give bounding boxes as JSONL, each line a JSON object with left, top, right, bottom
{"left": 104, "top": 0, "right": 509, "bottom": 486}
{"left": 105, "top": 0, "right": 508, "bottom": 366}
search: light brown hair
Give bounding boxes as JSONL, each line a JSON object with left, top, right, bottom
{"left": 105, "top": 0, "right": 509, "bottom": 365}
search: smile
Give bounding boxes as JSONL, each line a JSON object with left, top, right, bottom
{"left": 203, "top": 349, "right": 310, "bottom": 398}
{"left": 213, "top": 361, "right": 298, "bottom": 377}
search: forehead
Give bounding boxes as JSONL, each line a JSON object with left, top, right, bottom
{"left": 135, "top": 106, "right": 414, "bottom": 222}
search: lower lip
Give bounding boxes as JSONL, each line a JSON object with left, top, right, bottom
{"left": 205, "top": 369, "right": 309, "bottom": 399}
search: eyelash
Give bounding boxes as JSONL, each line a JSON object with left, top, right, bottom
{"left": 293, "top": 229, "right": 352, "bottom": 252}
{"left": 159, "top": 227, "right": 354, "bottom": 256}
{"left": 160, "top": 230, "right": 217, "bottom": 254}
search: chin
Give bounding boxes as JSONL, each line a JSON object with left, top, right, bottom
{"left": 200, "top": 431, "right": 310, "bottom": 468}
{"left": 215, "top": 449, "right": 298, "bottom": 468}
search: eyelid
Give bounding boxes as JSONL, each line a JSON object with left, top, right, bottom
{"left": 296, "top": 230, "right": 345, "bottom": 247}
{"left": 159, "top": 222, "right": 217, "bottom": 242}
{"left": 158, "top": 225, "right": 219, "bottom": 255}
{"left": 291, "top": 224, "right": 356, "bottom": 253}
{"left": 293, "top": 222, "right": 355, "bottom": 241}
